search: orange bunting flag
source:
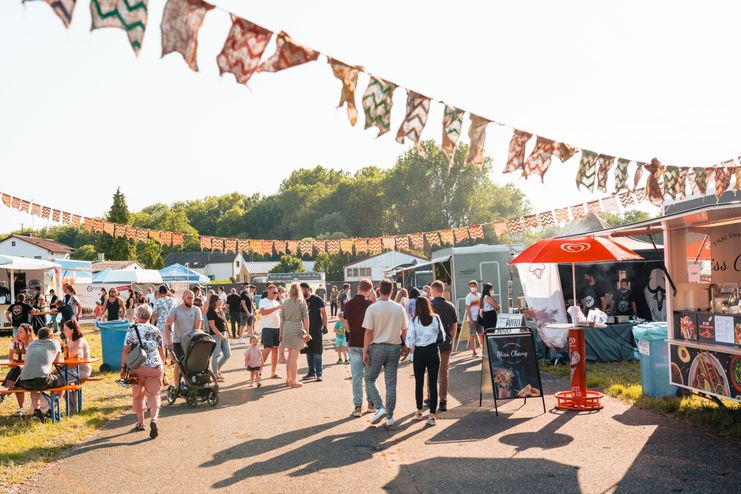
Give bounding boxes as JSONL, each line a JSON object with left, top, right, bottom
{"left": 368, "top": 237, "right": 383, "bottom": 254}
{"left": 208, "top": 236, "right": 221, "bottom": 251}
{"left": 172, "top": 232, "right": 184, "bottom": 248}
{"left": 602, "top": 196, "right": 619, "bottom": 213}
{"left": 90, "top": 0, "right": 148, "bottom": 55}
{"left": 200, "top": 235, "right": 212, "bottom": 250}
{"left": 468, "top": 224, "right": 485, "bottom": 240}
{"left": 42, "top": 206, "right": 51, "bottom": 219}
{"left": 258, "top": 31, "right": 319, "bottom": 73}
{"left": 587, "top": 200, "right": 602, "bottom": 216}
{"left": 523, "top": 215, "right": 539, "bottom": 229}
{"left": 161, "top": 0, "right": 214, "bottom": 72}
{"left": 395, "top": 236, "right": 409, "bottom": 252}
{"left": 409, "top": 233, "right": 424, "bottom": 250}
{"left": 634, "top": 188, "right": 647, "bottom": 203}
{"left": 148, "top": 230, "right": 161, "bottom": 242}
{"left": 617, "top": 191, "right": 634, "bottom": 208}
{"left": 224, "top": 238, "right": 236, "bottom": 253}
{"left": 125, "top": 225, "right": 136, "bottom": 240}
{"left": 553, "top": 142, "right": 577, "bottom": 163}
{"left": 52, "top": 209, "right": 61, "bottom": 222}
{"left": 571, "top": 204, "right": 586, "bottom": 221}
{"left": 103, "top": 221, "right": 114, "bottom": 235}
{"left": 503, "top": 129, "right": 532, "bottom": 174}
{"left": 734, "top": 166, "right": 741, "bottom": 194}
{"left": 466, "top": 114, "right": 490, "bottom": 167}
{"left": 274, "top": 241, "right": 286, "bottom": 255}
{"left": 453, "top": 227, "right": 469, "bottom": 243}
{"left": 217, "top": 16, "right": 272, "bottom": 85}
{"left": 438, "top": 230, "right": 454, "bottom": 246}
{"left": 554, "top": 207, "right": 570, "bottom": 224}
{"left": 382, "top": 237, "right": 395, "bottom": 251}
{"left": 327, "top": 240, "right": 340, "bottom": 255}
{"left": 31, "top": 203, "right": 42, "bottom": 216}
{"left": 645, "top": 159, "right": 665, "bottom": 206}
{"left": 10, "top": 196, "right": 21, "bottom": 209}
{"left": 354, "top": 239, "right": 368, "bottom": 255}
{"left": 507, "top": 218, "right": 524, "bottom": 235}
{"left": 424, "top": 232, "right": 440, "bottom": 247}
{"left": 313, "top": 240, "right": 326, "bottom": 255}
{"left": 493, "top": 221, "right": 508, "bottom": 237}
{"left": 287, "top": 240, "right": 298, "bottom": 255}
{"left": 340, "top": 239, "right": 354, "bottom": 254}
{"left": 715, "top": 164, "right": 734, "bottom": 200}
{"left": 71, "top": 215, "right": 81, "bottom": 227}
{"left": 538, "top": 211, "right": 556, "bottom": 227}
{"left": 114, "top": 224, "right": 126, "bottom": 238}
{"left": 236, "top": 239, "right": 249, "bottom": 254}
{"left": 1, "top": 193, "right": 11, "bottom": 207}
{"left": 20, "top": 200, "right": 30, "bottom": 213}
{"left": 328, "top": 58, "right": 364, "bottom": 126}
{"left": 62, "top": 212, "right": 71, "bottom": 224}
{"left": 83, "top": 217, "right": 95, "bottom": 232}
{"left": 135, "top": 228, "right": 148, "bottom": 242}
{"left": 299, "top": 241, "right": 312, "bottom": 257}
{"left": 262, "top": 240, "right": 274, "bottom": 256}
{"left": 523, "top": 137, "right": 556, "bottom": 181}
{"left": 396, "top": 91, "right": 431, "bottom": 154}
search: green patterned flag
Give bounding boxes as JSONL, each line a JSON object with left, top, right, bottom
{"left": 576, "top": 150, "right": 598, "bottom": 191}
{"left": 688, "top": 167, "right": 707, "bottom": 195}
{"left": 596, "top": 155, "right": 615, "bottom": 192}
{"left": 662, "top": 166, "right": 680, "bottom": 199}
{"left": 362, "top": 76, "right": 397, "bottom": 137}
{"left": 441, "top": 104, "right": 465, "bottom": 161}
{"left": 614, "top": 158, "right": 630, "bottom": 192}
{"left": 90, "top": 0, "right": 148, "bottom": 55}
{"left": 677, "top": 167, "right": 689, "bottom": 200}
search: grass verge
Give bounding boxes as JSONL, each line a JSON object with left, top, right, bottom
{"left": 539, "top": 359, "right": 741, "bottom": 438}
{"left": 0, "top": 329, "right": 130, "bottom": 488}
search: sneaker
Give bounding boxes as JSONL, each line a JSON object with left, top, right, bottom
{"left": 426, "top": 416, "right": 437, "bottom": 426}
{"left": 239, "top": 338, "right": 245, "bottom": 344}
{"left": 366, "top": 404, "right": 376, "bottom": 415}
{"left": 424, "top": 398, "right": 430, "bottom": 406}
{"left": 370, "top": 407, "right": 387, "bottom": 424}
{"left": 315, "top": 376, "right": 323, "bottom": 382}
{"left": 337, "top": 359, "right": 343, "bottom": 364}
{"left": 134, "top": 423, "right": 146, "bottom": 432}
{"left": 385, "top": 417, "right": 394, "bottom": 427}
{"left": 149, "top": 421, "right": 159, "bottom": 439}
{"left": 31, "top": 409, "right": 43, "bottom": 420}
{"left": 44, "top": 409, "right": 53, "bottom": 419}
{"left": 352, "top": 406, "right": 362, "bottom": 418}
{"left": 301, "top": 374, "right": 316, "bottom": 381}
{"left": 438, "top": 400, "right": 448, "bottom": 412}
{"left": 15, "top": 407, "right": 27, "bottom": 417}
{"left": 414, "top": 410, "right": 424, "bottom": 420}
{"left": 344, "top": 360, "right": 349, "bottom": 365}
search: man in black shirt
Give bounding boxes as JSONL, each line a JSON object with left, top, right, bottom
{"left": 611, "top": 279, "right": 637, "bottom": 317}
{"left": 581, "top": 270, "right": 606, "bottom": 313}
{"left": 240, "top": 284, "right": 255, "bottom": 339}
{"left": 430, "top": 280, "right": 458, "bottom": 412}
{"left": 301, "top": 283, "right": 328, "bottom": 381}
{"left": 226, "top": 288, "right": 243, "bottom": 340}
{"left": 5, "top": 294, "right": 33, "bottom": 338}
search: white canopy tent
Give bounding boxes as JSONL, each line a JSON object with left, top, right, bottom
{"left": 0, "top": 255, "right": 61, "bottom": 303}
{"left": 92, "top": 268, "right": 163, "bottom": 284}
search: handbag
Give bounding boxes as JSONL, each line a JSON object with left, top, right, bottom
{"left": 435, "top": 316, "right": 445, "bottom": 345}
{"left": 124, "top": 324, "right": 148, "bottom": 370}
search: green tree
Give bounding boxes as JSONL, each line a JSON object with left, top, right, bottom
{"left": 601, "top": 210, "right": 653, "bottom": 227}
{"left": 72, "top": 244, "right": 97, "bottom": 261}
{"left": 312, "top": 253, "right": 345, "bottom": 280}
{"left": 136, "top": 240, "right": 164, "bottom": 269}
{"left": 269, "top": 255, "right": 305, "bottom": 273}
{"left": 98, "top": 188, "right": 136, "bottom": 260}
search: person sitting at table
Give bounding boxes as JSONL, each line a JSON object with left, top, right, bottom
{"left": 63, "top": 320, "right": 91, "bottom": 382}
{"left": 14, "top": 327, "right": 64, "bottom": 421}
{"left": 101, "top": 288, "right": 125, "bottom": 322}
{"left": 0, "top": 323, "right": 35, "bottom": 416}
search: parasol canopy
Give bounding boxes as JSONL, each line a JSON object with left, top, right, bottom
{"left": 510, "top": 236, "right": 643, "bottom": 264}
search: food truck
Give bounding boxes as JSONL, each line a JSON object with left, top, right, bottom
{"left": 607, "top": 192, "right": 740, "bottom": 403}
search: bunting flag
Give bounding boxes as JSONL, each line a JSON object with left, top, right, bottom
{"left": 11, "top": 196, "right": 20, "bottom": 210}
{"left": 571, "top": 204, "right": 586, "bottom": 221}
{"left": 553, "top": 142, "right": 577, "bottom": 163}
{"left": 216, "top": 15, "right": 272, "bottom": 85}
{"left": 200, "top": 235, "right": 212, "bottom": 250}
{"left": 394, "top": 235, "right": 409, "bottom": 252}
{"left": 225, "top": 238, "right": 237, "bottom": 254}
{"left": 635, "top": 188, "right": 647, "bottom": 203}
{"left": 715, "top": 164, "right": 734, "bottom": 200}
{"left": 538, "top": 211, "right": 555, "bottom": 227}
{"left": 587, "top": 200, "right": 602, "bottom": 216}
{"left": 274, "top": 240, "right": 286, "bottom": 255}
{"left": 286, "top": 240, "right": 298, "bottom": 255}
{"left": 688, "top": 167, "right": 707, "bottom": 195}
{"left": 312, "top": 240, "right": 325, "bottom": 255}
{"left": 645, "top": 158, "right": 665, "bottom": 206}
{"left": 503, "top": 129, "right": 532, "bottom": 174}
{"left": 468, "top": 224, "right": 485, "bottom": 240}
{"left": 734, "top": 167, "right": 741, "bottom": 194}
{"left": 27, "top": 0, "right": 78, "bottom": 28}
{"left": 705, "top": 168, "right": 716, "bottom": 196}
{"left": 466, "top": 114, "right": 490, "bottom": 167}
{"left": 62, "top": 211, "right": 71, "bottom": 224}
{"left": 1, "top": 194, "right": 11, "bottom": 207}
{"left": 71, "top": 214, "right": 81, "bottom": 227}
{"left": 367, "top": 237, "right": 383, "bottom": 253}
{"left": 662, "top": 166, "right": 680, "bottom": 200}
{"left": 19, "top": 200, "right": 30, "bottom": 213}
{"left": 396, "top": 91, "right": 430, "bottom": 153}
{"left": 236, "top": 239, "right": 249, "bottom": 254}
{"left": 453, "top": 227, "right": 469, "bottom": 243}
{"left": 354, "top": 238, "right": 367, "bottom": 255}
{"left": 328, "top": 58, "right": 364, "bottom": 126}
{"left": 633, "top": 162, "right": 646, "bottom": 190}
{"left": 114, "top": 224, "right": 126, "bottom": 238}
{"left": 409, "top": 233, "right": 424, "bottom": 250}
{"left": 31, "top": 203, "right": 42, "bottom": 216}
{"left": 507, "top": 218, "right": 524, "bottom": 235}
{"left": 602, "top": 196, "right": 619, "bottom": 213}
{"left": 258, "top": 31, "right": 319, "bottom": 73}
{"left": 172, "top": 232, "right": 184, "bottom": 248}
{"left": 523, "top": 136, "right": 556, "bottom": 181}
{"left": 441, "top": 104, "right": 464, "bottom": 161}
{"left": 327, "top": 239, "right": 340, "bottom": 255}
{"left": 438, "top": 229, "right": 454, "bottom": 246}
{"left": 493, "top": 221, "right": 508, "bottom": 237}
{"left": 523, "top": 215, "right": 539, "bottom": 230}
{"left": 84, "top": 217, "right": 95, "bottom": 232}
{"left": 135, "top": 228, "right": 148, "bottom": 242}
{"left": 424, "top": 232, "right": 440, "bottom": 247}
{"left": 677, "top": 167, "right": 689, "bottom": 200}
{"left": 382, "top": 236, "right": 395, "bottom": 251}
{"left": 148, "top": 229, "right": 160, "bottom": 242}
{"left": 103, "top": 221, "right": 114, "bottom": 235}
{"left": 252, "top": 239, "right": 264, "bottom": 255}
{"left": 554, "top": 207, "right": 570, "bottom": 224}
{"left": 52, "top": 209, "right": 61, "bottom": 222}
{"left": 596, "top": 155, "right": 615, "bottom": 192}
{"left": 125, "top": 225, "right": 136, "bottom": 240}
{"left": 262, "top": 240, "right": 274, "bottom": 256}
{"left": 208, "top": 236, "right": 221, "bottom": 251}
{"left": 42, "top": 206, "right": 51, "bottom": 219}
{"left": 617, "top": 191, "right": 634, "bottom": 208}
{"left": 576, "top": 150, "right": 598, "bottom": 191}
{"left": 160, "top": 0, "right": 213, "bottom": 72}
{"left": 362, "top": 76, "right": 397, "bottom": 137}
{"left": 339, "top": 239, "right": 354, "bottom": 254}
{"left": 299, "top": 241, "right": 312, "bottom": 257}
{"left": 614, "top": 158, "right": 630, "bottom": 192}
{"left": 90, "top": 0, "right": 148, "bottom": 55}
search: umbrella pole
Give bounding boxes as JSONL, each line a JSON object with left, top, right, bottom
{"left": 572, "top": 263, "right": 576, "bottom": 311}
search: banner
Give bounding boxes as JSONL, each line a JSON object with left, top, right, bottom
{"left": 516, "top": 263, "right": 568, "bottom": 353}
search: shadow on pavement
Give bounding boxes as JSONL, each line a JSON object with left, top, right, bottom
{"left": 498, "top": 410, "right": 575, "bottom": 451}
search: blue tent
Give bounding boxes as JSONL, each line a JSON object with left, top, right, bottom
{"left": 159, "top": 263, "right": 209, "bottom": 283}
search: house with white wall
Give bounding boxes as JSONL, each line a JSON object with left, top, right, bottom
{"left": 0, "top": 234, "right": 74, "bottom": 260}
{"left": 343, "top": 251, "right": 427, "bottom": 282}
{"left": 164, "top": 252, "right": 250, "bottom": 282}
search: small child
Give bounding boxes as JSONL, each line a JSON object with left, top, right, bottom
{"left": 244, "top": 336, "right": 262, "bottom": 388}
{"left": 334, "top": 315, "right": 349, "bottom": 364}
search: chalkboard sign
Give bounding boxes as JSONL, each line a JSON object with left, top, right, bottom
{"left": 481, "top": 327, "right": 546, "bottom": 415}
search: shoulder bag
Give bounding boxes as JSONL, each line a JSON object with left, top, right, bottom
{"left": 125, "top": 324, "right": 148, "bottom": 370}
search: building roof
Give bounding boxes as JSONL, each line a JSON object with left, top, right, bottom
{"left": 164, "top": 251, "right": 240, "bottom": 268}
{"left": 245, "top": 261, "right": 316, "bottom": 274}
{"left": 0, "top": 234, "right": 74, "bottom": 253}
{"left": 344, "top": 251, "right": 427, "bottom": 269}
{"left": 91, "top": 260, "right": 143, "bottom": 273}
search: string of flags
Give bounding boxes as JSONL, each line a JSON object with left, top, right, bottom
{"left": 21, "top": 0, "right": 741, "bottom": 205}
{"left": 2, "top": 189, "right": 662, "bottom": 257}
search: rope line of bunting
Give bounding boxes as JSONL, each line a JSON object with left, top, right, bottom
{"left": 21, "top": 0, "right": 741, "bottom": 205}
{"left": 2, "top": 190, "right": 654, "bottom": 257}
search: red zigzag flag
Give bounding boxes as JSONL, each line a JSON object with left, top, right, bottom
{"left": 216, "top": 15, "right": 272, "bottom": 85}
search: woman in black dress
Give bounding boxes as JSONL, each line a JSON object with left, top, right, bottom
{"left": 480, "top": 283, "right": 501, "bottom": 330}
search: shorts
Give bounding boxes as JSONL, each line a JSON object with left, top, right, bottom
{"left": 261, "top": 328, "right": 280, "bottom": 348}
{"left": 247, "top": 315, "right": 255, "bottom": 326}
{"left": 172, "top": 342, "right": 185, "bottom": 361}
{"left": 470, "top": 320, "right": 484, "bottom": 335}
{"left": 16, "top": 374, "right": 65, "bottom": 391}
{"left": 247, "top": 366, "right": 261, "bottom": 372}
{"left": 334, "top": 336, "right": 347, "bottom": 348}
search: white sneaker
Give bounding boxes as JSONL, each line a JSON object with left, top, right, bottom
{"left": 385, "top": 417, "right": 394, "bottom": 427}
{"left": 370, "top": 407, "right": 387, "bottom": 424}
{"left": 14, "top": 407, "right": 26, "bottom": 417}
{"left": 239, "top": 338, "right": 245, "bottom": 344}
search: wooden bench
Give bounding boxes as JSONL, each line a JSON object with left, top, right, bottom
{"left": 80, "top": 376, "right": 104, "bottom": 383}
{"left": 1, "top": 385, "right": 82, "bottom": 422}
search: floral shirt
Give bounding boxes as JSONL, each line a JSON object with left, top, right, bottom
{"left": 125, "top": 323, "right": 163, "bottom": 369}
{"left": 152, "top": 296, "right": 175, "bottom": 331}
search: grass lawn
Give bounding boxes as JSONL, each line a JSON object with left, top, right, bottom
{"left": 0, "top": 328, "right": 131, "bottom": 488}
{"left": 539, "top": 359, "right": 741, "bottom": 438}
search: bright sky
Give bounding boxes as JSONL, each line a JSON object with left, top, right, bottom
{"left": 2, "top": 0, "right": 739, "bottom": 235}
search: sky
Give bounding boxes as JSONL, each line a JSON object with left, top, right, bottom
{"left": 2, "top": 0, "right": 740, "bottom": 235}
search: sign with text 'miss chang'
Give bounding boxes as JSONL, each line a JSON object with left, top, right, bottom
{"left": 709, "top": 225, "right": 741, "bottom": 284}
{"left": 486, "top": 328, "right": 542, "bottom": 401}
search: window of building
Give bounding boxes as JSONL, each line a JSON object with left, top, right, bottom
{"left": 11, "top": 241, "right": 16, "bottom": 247}
{"left": 34, "top": 256, "right": 41, "bottom": 259}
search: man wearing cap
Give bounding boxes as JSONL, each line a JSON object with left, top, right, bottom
{"left": 465, "top": 280, "right": 483, "bottom": 358}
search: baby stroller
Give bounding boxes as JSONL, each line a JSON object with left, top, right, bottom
{"left": 166, "top": 331, "right": 219, "bottom": 407}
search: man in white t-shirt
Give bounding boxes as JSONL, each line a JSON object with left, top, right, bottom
{"left": 465, "top": 280, "right": 482, "bottom": 357}
{"left": 165, "top": 290, "right": 202, "bottom": 386}
{"left": 259, "top": 284, "right": 282, "bottom": 379}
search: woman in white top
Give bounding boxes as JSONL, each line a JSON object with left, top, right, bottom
{"left": 480, "top": 282, "right": 501, "bottom": 330}
{"left": 405, "top": 296, "right": 445, "bottom": 426}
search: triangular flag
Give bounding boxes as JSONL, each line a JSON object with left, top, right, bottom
{"left": 571, "top": 204, "right": 586, "bottom": 221}
{"left": 209, "top": 236, "right": 222, "bottom": 251}
{"left": 382, "top": 237, "right": 395, "bottom": 251}
{"left": 633, "top": 162, "right": 647, "bottom": 190}
{"left": 161, "top": 0, "right": 214, "bottom": 71}
{"left": 587, "top": 200, "right": 602, "bottom": 216}
{"left": 287, "top": 240, "right": 298, "bottom": 255}
{"left": 135, "top": 228, "right": 148, "bottom": 242}
{"left": 617, "top": 191, "right": 634, "bottom": 208}
{"left": 20, "top": 200, "right": 30, "bottom": 213}
{"left": 354, "top": 238, "right": 368, "bottom": 255}
{"left": 71, "top": 214, "right": 81, "bottom": 227}
{"left": 452, "top": 227, "right": 469, "bottom": 243}
{"left": 395, "top": 236, "right": 410, "bottom": 252}
{"left": 327, "top": 240, "right": 340, "bottom": 255}
{"left": 614, "top": 158, "right": 631, "bottom": 192}
{"left": 30, "top": 0, "right": 78, "bottom": 28}
{"left": 274, "top": 241, "right": 286, "bottom": 255}
{"left": 83, "top": 217, "right": 95, "bottom": 232}
{"left": 125, "top": 225, "right": 136, "bottom": 240}
{"left": 396, "top": 91, "right": 431, "bottom": 154}
{"left": 299, "top": 241, "right": 312, "bottom": 257}
{"left": 688, "top": 167, "right": 707, "bottom": 196}
{"left": 523, "top": 137, "right": 556, "bottom": 181}
{"left": 362, "top": 76, "right": 397, "bottom": 137}
{"left": 424, "top": 232, "right": 440, "bottom": 247}
{"left": 553, "top": 143, "right": 577, "bottom": 163}
{"left": 328, "top": 58, "right": 364, "bottom": 126}
{"left": 114, "top": 224, "right": 126, "bottom": 238}
{"left": 313, "top": 240, "right": 326, "bottom": 255}
{"left": 662, "top": 166, "right": 681, "bottom": 200}
{"left": 52, "top": 209, "right": 61, "bottom": 222}
{"left": 31, "top": 203, "right": 42, "bottom": 217}
{"left": 236, "top": 239, "right": 249, "bottom": 254}
{"left": 596, "top": 155, "right": 615, "bottom": 192}
{"left": 466, "top": 114, "right": 490, "bottom": 167}
{"left": 339, "top": 239, "right": 354, "bottom": 255}
{"left": 576, "top": 150, "right": 598, "bottom": 191}
{"left": 715, "top": 163, "right": 734, "bottom": 200}
{"left": 538, "top": 211, "right": 556, "bottom": 227}
{"left": 368, "top": 237, "right": 383, "bottom": 254}
{"left": 200, "top": 235, "right": 212, "bottom": 250}
{"left": 103, "top": 221, "right": 114, "bottom": 235}
{"left": 493, "top": 221, "right": 508, "bottom": 237}
{"left": 523, "top": 215, "right": 540, "bottom": 230}
{"left": 90, "top": 0, "right": 148, "bottom": 55}
{"left": 11, "top": 196, "right": 21, "bottom": 209}
{"left": 258, "top": 31, "right": 319, "bottom": 73}
{"left": 42, "top": 206, "right": 51, "bottom": 219}
{"left": 438, "top": 230, "right": 454, "bottom": 246}
{"left": 507, "top": 218, "right": 524, "bottom": 235}
{"left": 468, "top": 224, "right": 485, "bottom": 240}
{"left": 645, "top": 158, "right": 665, "bottom": 206}
{"left": 225, "top": 238, "right": 237, "bottom": 254}
{"left": 216, "top": 15, "right": 272, "bottom": 85}
{"left": 1, "top": 194, "right": 11, "bottom": 207}
{"left": 441, "top": 104, "right": 464, "bottom": 162}
{"left": 503, "top": 129, "right": 532, "bottom": 174}
{"left": 62, "top": 211, "right": 71, "bottom": 224}
{"left": 148, "top": 229, "right": 161, "bottom": 242}
{"left": 409, "top": 233, "right": 424, "bottom": 250}
{"left": 554, "top": 207, "right": 570, "bottom": 224}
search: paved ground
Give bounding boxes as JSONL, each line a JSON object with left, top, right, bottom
{"left": 19, "top": 331, "right": 741, "bottom": 494}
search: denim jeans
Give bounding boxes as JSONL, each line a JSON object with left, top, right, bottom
{"left": 348, "top": 347, "right": 371, "bottom": 407}
{"left": 211, "top": 337, "right": 231, "bottom": 375}
{"left": 365, "top": 343, "right": 401, "bottom": 419}
{"left": 306, "top": 353, "right": 323, "bottom": 378}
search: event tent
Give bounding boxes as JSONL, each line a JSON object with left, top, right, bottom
{"left": 92, "top": 268, "right": 163, "bottom": 284}
{"left": 159, "top": 263, "right": 209, "bottom": 283}
{"left": 0, "top": 255, "right": 60, "bottom": 302}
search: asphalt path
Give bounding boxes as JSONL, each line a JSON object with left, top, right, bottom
{"left": 18, "top": 331, "right": 741, "bottom": 494}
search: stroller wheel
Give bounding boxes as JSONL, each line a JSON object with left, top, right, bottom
{"left": 207, "top": 391, "right": 219, "bottom": 407}
{"left": 186, "top": 393, "right": 198, "bottom": 408}
{"left": 166, "top": 385, "right": 178, "bottom": 405}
